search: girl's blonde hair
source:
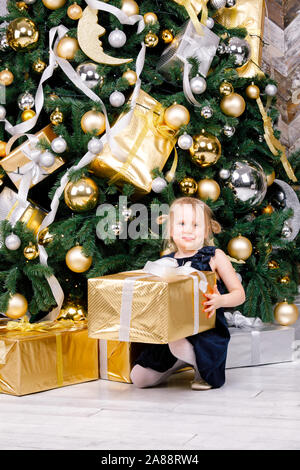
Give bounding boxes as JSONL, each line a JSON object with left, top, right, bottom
{"left": 161, "top": 197, "right": 222, "bottom": 253}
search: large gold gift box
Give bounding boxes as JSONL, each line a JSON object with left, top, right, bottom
{"left": 89, "top": 90, "right": 177, "bottom": 196}
{"left": 0, "top": 124, "right": 65, "bottom": 190}
{"left": 0, "top": 323, "right": 99, "bottom": 396}
{"left": 0, "top": 186, "right": 47, "bottom": 234}
{"left": 88, "top": 269, "right": 216, "bottom": 344}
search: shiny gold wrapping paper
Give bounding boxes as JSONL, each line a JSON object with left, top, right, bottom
{"left": 0, "top": 124, "right": 65, "bottom": 190}
{"left": 88, "top": 270, "right": 216, "bottom": 344}
{"left": 0, "top": 325, "right": 99, "bottom": 396}
{"left": 89, "top": 90, "right": 177, "bottom": 197}
{"left": 215, "top": 0, "right": 265, "bottom": 77}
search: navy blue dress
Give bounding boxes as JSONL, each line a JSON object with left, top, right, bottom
{"left": 134, "top": 246, "right": 231, "bottom": 388}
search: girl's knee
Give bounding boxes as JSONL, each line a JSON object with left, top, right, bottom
{"left": 130, "top": 365, "right": 151, "bottom": 388}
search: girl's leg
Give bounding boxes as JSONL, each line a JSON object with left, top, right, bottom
{"left": 169, "top": 338, "right": 201, "bottom": 380}
{"left": 130, "top": 359, "right": 186, "bottom": 388}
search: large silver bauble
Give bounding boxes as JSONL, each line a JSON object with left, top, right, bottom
{"left": 210, "top": 0, "right": 226, "bottom": 8}
{"left": 5, "top": 233, "right": 21, "bottom": 250}
{"left": 108, "top": 29, "right": 127, "bottom": 48}
{"left": 190, "top": 76, "right": 207, "bottom": 94}
{"left": 109, "top": 91, "right": 125, "bottom": 107}
{"left": 227, "top": 37, "right": 251, "bottom": 67}
{"left": 18, "top": 91, "right": 35, "bottom": 110}
{"left": 178, "top": 133, "right": 193, "bottom": 150}
{"left": 76, "top": 62, "right": 103, "bottom": 89}
{"left": 265, "top": 84, "right": 277, "bottom": 96}
{"left": 88, "top": 137, "right": 103, "bottom": 154}
{"left": 226, "top": 160, "right": 267, "bottom": 212}
{"left": 152, "top": 177, "right": 167, "bottom": 193}
{"left": 0, "top": 105, "right": 6, "bottom": 120}
{"left": 51, "top": 136, "right": 67, "bottom": 153}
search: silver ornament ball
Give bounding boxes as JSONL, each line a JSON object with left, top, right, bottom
{"left": 206, "top": 17, "right": 215, "bottom": 29}
{"left": 217, "top": 43, "right": 227, "bottom": 55}
{"left": 88, "top": 137, "right": 103, "bottom": 154}
{"left": 0, "top": 33, "right": 9, "bottom": 52}
{"left": 5, "top": 233, "right": 21, "bottom": 251}
{"left": 51, "top": 136, "right": 67, "bottom": 154}
{"left": 109, "top": 91, "right": 125, "bottom": 107}
{"left": 18, "top": 92, "right": 35, "bottom": 111}
{"left": 210, "top": 0, "right": 227, "bottom": 9}
{"left": 219, "top": 168, "right": 231, "bottom": 180}
{"left": 0, "top": 105, "right": 6, "bottom": 120}
{"left": 76, "top": 62, "right": 103, "bottom": 89}
{"left": 265, "top": 84, "right": 277, "bottom": 97}
{"left": 152, "top": 177, "right": 167, "bottom": 193}
{"left": 227, "top": 37, "right": 251, "bottom": 67}
{"left": 108, "top": 29, "right": 127, "bottom": 48}
{"left": 223, "top": 125, "right": 235, "bottom": 137}
{"left": 178, "top": 133, "right": 193, "bottom": 150}
{"left": 190, "top": 76, "right": 207, "bottom": 94}
{"left": 201, "top": 106, "right": 213, "bottom": 119}
{"left": 226, "top": 0, "right": 236, "bottom": 6}
{"left": 39, "top": 151, "right": 55, "bottom": 168}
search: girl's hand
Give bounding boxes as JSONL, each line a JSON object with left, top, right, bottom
{"left": 203, "top": 285, "right": 223, "bottom": 318}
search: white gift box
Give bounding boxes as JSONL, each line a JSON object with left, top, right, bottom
{"left": 226, "top": 324, "right": 295, "bottom": 368}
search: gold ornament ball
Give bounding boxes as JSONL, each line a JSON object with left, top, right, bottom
{"left": 219, "top": 81, "right": 234, "bottom": 96}
{"left": 279, "top": 275, "right": 290, "bottom": 284}
{"left": 143, "top": 12, "right": 158, "bottom": 24}
{"left": 161, "top": 29, "right": 174, "bottom": 43}
{"left": 7, "top": 17, "right": 39, "bottom": 51}
{"left": 0, "top": 141, "right": 7, "bottom": 158}
{"left": 144, "top": 31, "right": 159, "bottom": 48}
{"left": 81, "top": 110, "right": 106, "bottom": 135}
{"left": 262, "top": 204, "right": 274, "bottom": 215}
{"left": 32, "top": 58, "right": 47, "bottom": 73}
{"left": 121, "top": 0, "right": 139, "bottom": 16}
{"left": 50, "top": 108, "right": 64, "bottom": 125}
{"left": 246, "top": 83, "right": 260, "bottom": 100}
{"left": 197, "top": 178, "right": 220, "bottom": 202}
{"left": 266, "top": 170, "right": 276, "bottom": 186}
{"left": 67, "top": 3, "right": 83, "bottom": 20}
{"left": 38, "top": 227, "right": 54, "bottom": 246}
{"left": 5, "top": 293, "right": 28, "bottom": 319}
{"left": 21, "top": 109, "right": 36, "bottom": 121}
{"left": 42, "top": 0, "right": 67, "bottom": 9}
{"left": 0, "top": 69, "right": 14, "bottom": 86}
{"left": 268, "top": 260, "right": 279, "bottom": 269}
{"left": 58, "top": 301, "right": 86, "bottom": 320}
{"left": 56, "top": 36, "right": 79, "bottom": 60}
{"left": 24, "top": 242, "right": 39, "bottom": 260}
{"left": 227, "top": 235, "right": 253, "bottom": 261}
{"left": 274, "top": 301, "right": 299, "bottom": 326}
{"left": 164, "top": 103, "right": 190, "bottom": 130}
{"left": 179, "top": 177, "right": 198, "bottom": 195}
{"left": 66, "top": 246, "right": 92, "bottom": 273}
{"left": 64, "top": 177, "right": 99, "bottom": 212}
{"left": 220, "top": 93, "right": 246, "bottom": 117}
{"left": 122, "top": 69, "right": 137, "bottom": 85}
{"left": 189, "top": 131, "right": 221, "bottom": 168}
{"left": 16, "top": 2, "right": 28, "bottom": 12}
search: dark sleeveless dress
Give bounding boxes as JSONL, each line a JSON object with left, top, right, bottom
{"left": 134, "top": 246, "right": 231, "bottom": 388}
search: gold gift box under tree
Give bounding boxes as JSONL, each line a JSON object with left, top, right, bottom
{"left": 89, "top": 89, "right": 177, "bottom": 197}
{"left": 0, "top": 186, "right": 47, "bottom": 235}
{"left": 0, "top": 124, "right": 65, "bottom": 190}
{"left": 88, "top": 270, "right": 216, "bottom": 344}
{"left": 0, "top": 322, "right": 99, "bottom": 396}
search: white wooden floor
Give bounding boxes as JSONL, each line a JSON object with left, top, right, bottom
{"left": 1, "top": 360, "right": 300, "bottom": 451}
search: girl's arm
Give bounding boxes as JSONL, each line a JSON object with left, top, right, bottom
{"left": 204, "top": 248, "right": 246, "bottom": 315}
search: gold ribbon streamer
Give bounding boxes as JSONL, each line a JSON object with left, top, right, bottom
{"left": 5, "top": 316, "right": 87, "bottom": 332}
{"left": 108, "top": 103, "right": 178, "bottom": 187}
{"left": 173, "top": 0, "right": 208, "bottom": 36}
{"left": 256, "top": 97, "right": 297, "bottom": 182}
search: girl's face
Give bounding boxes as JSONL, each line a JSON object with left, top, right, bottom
{"left": 170, "top": 204, "right": 205, "bottom": 253}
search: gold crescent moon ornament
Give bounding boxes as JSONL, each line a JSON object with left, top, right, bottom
{"left": 77, "top": 6, "right": 132, "bottom": 66}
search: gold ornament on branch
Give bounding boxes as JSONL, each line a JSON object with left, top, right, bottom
{"left": 122, "top": 69, "right": 137, "bottom": 85}
{"left": 16, "top": 2, "right": 28, "bottom": 12}
{"left": 220, "top": 92, "right": 246, "bottom": 117}
{"left": 164, "top": 103, "right": 190, "bottom": 130}
{"left": 38, "top": 227, "right": 54, "bottom": 246}
{"left": 189, "top": 130, "right": 221, "bottom": 167}
{"left": 56, "top": 36, "right": 79, "bottom": 60}
{"left": 279, "top": 275, "right": 290, "bottom": 284}
{"left": 64, "top": 177, "right": 99, "bottom": 212}
{"left": 32, "top": 59, "right": 47, "bottom": 73}
{"left": 58, "top": 301, "right": 86, "bottom": 321}
{"left": 266, "top": 170, "right": 276, "bottom": 186}
{"left": 262, "top": 204, "right": 274, "bottom": 215}
{"left": 23, "top": 242, "right": 39, "bottom": 260}
{"left": 65, "top": 245, "right": 93, "bottom": 273}
{"left": 42, "top": 0, "right": 67, "bottom": 9}
{"left": 121, "top": 0, "right": 139, "bottom": 16}
{"left": 143, "top": 12, "right": 158, "bottom": 24}
{"left": 219, "top": 81, "right": 234, "bottom": 96}
{"left": 197, "top": 178, "right": 220, "bottom": 202}
{"left": 268, "top": 260, "right": 279, "bottom": 269}
{"left": 161, "top": 29, "right": 174, "bottom": 43}
{"left": 0, "top": 69, "right": 14, "bottom": 86}
{"left": 274, "top": 301, "right": 299, "bottom": 326}
{"left": 227, "top": 235, "right": 252, "bottom": 261}
{"left": 0, "top": 141, "right": 7, "bottom": 158}
{"left": 67, "top": 3, "right": 83, "bottom": 20}
{"left": 246, "top": 83, "right": 260, "bottom": 100}
{"left": 144, "top": 31, "right": 159, "bottom": 48}
{"left": 5, "top": 293, "right": 28, "bottom": 319}
{"left": 179, "top": 177, "right": 198, "bottom": 195}
{"left": 7, "top": 17, "right": 39, "bottom": 51}
{"left": 21, "top": 109, "right": 36, "bottom": 122}
{"left": 81, "top": 110, "right": 106, "bottom": 135}
{"left": 50, "top": 108, "right": 64, "bottom": 125}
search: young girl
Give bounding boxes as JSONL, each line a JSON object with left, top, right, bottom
{"left": 130, "top": 197, "right": 246, "bottom": 390}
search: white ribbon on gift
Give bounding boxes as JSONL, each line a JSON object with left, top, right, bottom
{"left": 118, "top": 257, "right": 210, "bottom": 342}
{"left": 224, "top": 310, "right": 264, "bottom": 329}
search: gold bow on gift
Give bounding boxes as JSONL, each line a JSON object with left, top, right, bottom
{"left": 5, "top": 316, "right": 87, "bottom": 332}
{"left": 173, "top": 0, "right": 209, "bottom": 35}
{"left": 256, "top": 97, "right": 297, "bottom": 182}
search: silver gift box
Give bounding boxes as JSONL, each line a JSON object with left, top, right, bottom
{"left": 226, "top": 324, "right": 295, "bottom": 368}
{"left": 156, "top": 20, "right": 220, "bottom": 81}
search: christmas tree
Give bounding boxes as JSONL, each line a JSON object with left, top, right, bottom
{"left": 0, "top": 0, "right": 299, "bottom": 325}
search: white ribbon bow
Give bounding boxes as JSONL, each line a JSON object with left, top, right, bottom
{"left": 224, "top": 310, "right": 264, "bottom": 329}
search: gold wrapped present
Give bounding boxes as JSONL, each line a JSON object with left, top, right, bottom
{"left": 0, "top": 321, "right": 99, "bottom": 396}
{"left": 99, "top": 339, "right": 192, "bottom": 383}
{"left": 88, "top": 258, "right": 216, "bottom": 344}
{"left": 0, "top": 124, "right": 65, "bottom": 190}
{"left": 89, "top": 90, "right": 177, "bottom": 197}
{"left": 215, "top": 0, "right": 265, "bottom": 78}
{"left": 0, "top": 186, "right": 47, "bottom": 234}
